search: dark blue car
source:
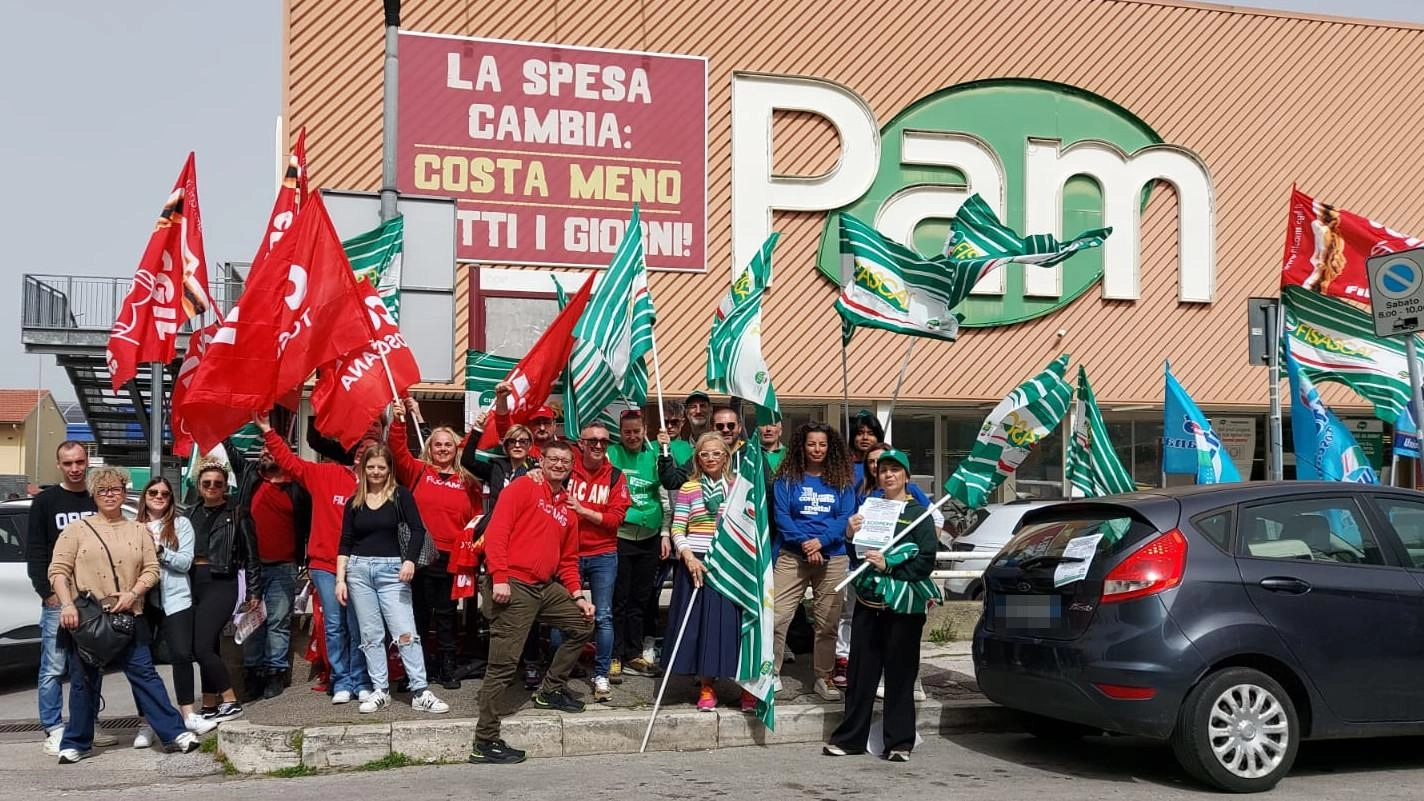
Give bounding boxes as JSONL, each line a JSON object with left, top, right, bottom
{"left": 973, "top": 482, "right": 1424, "bottom": 793}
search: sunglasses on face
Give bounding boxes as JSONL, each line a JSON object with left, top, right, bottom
{"left": 713, "top": 422, "right": 738, "bottom": 432}
{"left": 146, "top": 489, "right": 172, "bottom": 498}
{"left": 200, "top": 480, "right": 225, "bottom": 489}
{"left": 581, "top": 438, "right": 611, "bottom": 448}
{"left": 504, "top": 437, "right": 531, "bottom": 447}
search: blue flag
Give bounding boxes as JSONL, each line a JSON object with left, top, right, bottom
{"left": 1163, "top": 363, "right": 1242, "bottom": 483}
{"left": 1284, "top": 348, "right": 1379, "bottom": 484}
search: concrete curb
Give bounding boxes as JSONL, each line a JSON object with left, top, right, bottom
{"left": 218, "top": 699, "right": 1015, "bottom": 773}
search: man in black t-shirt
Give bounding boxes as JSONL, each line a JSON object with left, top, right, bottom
{"left": 26, "top": 441, "right": 116, "bottom": 754}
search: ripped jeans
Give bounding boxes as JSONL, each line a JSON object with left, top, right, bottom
{"left": 345, "top": 556, "right": 427, "bottom": 693}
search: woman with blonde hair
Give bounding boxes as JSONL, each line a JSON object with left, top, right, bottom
{"left": 336, "top": 443, "right": 450, "bottom": 715}
{"left": 387, "top": 398, "right": 483, "bottom": 689}
{"left": 48, "top": 467, "right": 200, "bottom": 763}
{"left": 132, "top": 477, "right": 215, "bottom": 747}
{"left": 665, "top": 432, "right": 753, "bottom": 712}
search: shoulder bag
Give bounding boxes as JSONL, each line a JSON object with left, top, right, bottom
{"left": 394, "top": 489, "right": 437, "bottom": 569}
{"left": 69, "top": 520, "right": 137, "bottom": 668}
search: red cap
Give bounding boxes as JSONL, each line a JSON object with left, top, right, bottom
{"left": 529, "top": 405, "right": 556, "bottom": 422}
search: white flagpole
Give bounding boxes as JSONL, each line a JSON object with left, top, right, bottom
{"left": 884, "top": 339, "right": 917, "bottom": 426}
{"left": 648, "top": 327, "right": 670, "bottom": 457}
{"left": 377, "top": 348, "right": 401, "bottom": 405}
{"left": 835, "top": 491, "right": 957, "bottom": 592}
{"left": 639, "top": 584, "right": 699, "bottom": 753}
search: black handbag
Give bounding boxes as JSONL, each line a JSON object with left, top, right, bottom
{"left": 69, "top": 521, "right": 137, "bottom": 668}
{"left": 394, "top": 490, "right": 437, "bottom": 569}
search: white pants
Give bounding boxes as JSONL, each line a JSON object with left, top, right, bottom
{"left": 835, "top": 589, "right": 855, "bottom": 660}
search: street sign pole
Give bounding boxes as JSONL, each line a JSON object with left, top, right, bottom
{"left": 1367, "top": 247, "right": 1424, "bottom": 488}
{"left": 1248, "top": 297, "right": 1283, "bottom": 480}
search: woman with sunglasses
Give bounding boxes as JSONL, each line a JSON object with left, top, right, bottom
{"left": 387, "top": 399, "right": 483, "bottom": 690}
{"left": 772, "top": 422, "right": 856, "bottom": 702}
{"left": 187, "top": 462, "right": 259, "bottom": 722}
{"left": 133, "top": 478, "right": 216, "bottom": 747}
{"left": 824, "top": 449, "right": 941, "bottom": 762}
{"left": 666, "top": 433, "right": 751, "bottom": 712}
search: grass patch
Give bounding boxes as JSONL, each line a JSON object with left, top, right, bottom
{"left": 356, "top": 752, "right": 415, "bottom": 772}
{"left": 926, "top": 621, "right": 958, "bottom": 644}
{"left": 199, "top": 735, "right": 219, "bottom": 754}
{"left": 289, "top": 730, "right": 304, "bottom": 753}
{"left": 221, "top": 757, "right": 238, "bottom": 776}
{"left": 268, "top": 763, "right": 318, "bottom": 779}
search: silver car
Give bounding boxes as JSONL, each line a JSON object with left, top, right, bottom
{"left": 943, "top": 500, "right": 1059, "bottom": 600}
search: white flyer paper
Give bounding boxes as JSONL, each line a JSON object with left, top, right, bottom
{"left": 855, "top": 497, "right": 907, "bottom": 555}
{"left": 1053, "top": 533, "right": 1103, "bottom": 587}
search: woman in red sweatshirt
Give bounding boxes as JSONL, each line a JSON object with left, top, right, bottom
{"left": 387, "top": 399, "right": 483, "bottom": 689}
{"left": 254, "top": 412, "right": 372, "bottom": 704}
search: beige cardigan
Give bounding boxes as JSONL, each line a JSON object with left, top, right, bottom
{"left": 48, "top": 514, "right": 160, "bottom": 614}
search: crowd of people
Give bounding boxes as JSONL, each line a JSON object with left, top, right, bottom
{"left": 25, "top": 391, "right": 940, "bottom": 767}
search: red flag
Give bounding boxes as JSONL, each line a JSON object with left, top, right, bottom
{"left": 170, "top": 319, "right": 221, "bottom": 458}
{"left": 106, "top": 153, "right": 211, "bottom": 390}
{"left": 310, "top": 278, "right": 423, "bottom": 448}
{"left": 251, "top": 128, "right": 309, "bottom": 270}
{"left": 475, "top": 274, "right": 595, "bottom": 453}
{"left": 1280, "top": 186, "right": 1423, "bottom": 303}
{"left": 180, "top": 194, "right": 375, "bottom": 452}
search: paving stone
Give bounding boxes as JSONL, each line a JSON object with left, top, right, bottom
{"left": 301, "top": 723, "right": 392, "bottom": 769}
{"left": 217, "top": 721, "right": 301, "bottom": 773}
{"left": 563, "top": 708, "right": 716, "bottom": 755}
{"left": 391, "top": 719, "right": 478, "bottom": 764}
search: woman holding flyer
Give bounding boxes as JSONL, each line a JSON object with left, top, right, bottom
{"left": 824, "top": 449, "right": 941, "bottom": 762}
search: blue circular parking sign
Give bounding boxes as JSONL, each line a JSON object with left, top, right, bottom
{"left": 1377, "top": 258, "right": 1422, "bottom": 300}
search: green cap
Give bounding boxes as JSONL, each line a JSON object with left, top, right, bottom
{"left": 877, "top": 448, "right": 911, "bottom": 474}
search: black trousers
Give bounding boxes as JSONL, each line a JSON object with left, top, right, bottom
{"left": 191, "top": 565, "right": 237, "bottom": 696}
{"left": 828, "top": 602, "right": 926, "bottom": 755}
{"left": 143, "top": 603, "right": 197, "bottom": 706}
{"left": 613, "top": 535, "right": 661, "bottom": 661}
{"left": 412, "top": 552, "right": 458, "bottom": 660}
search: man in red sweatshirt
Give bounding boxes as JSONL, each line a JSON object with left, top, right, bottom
{"left": 471, "top": 440, "right": 594, "bottom": 766}
{"left": 557, "top": 422, "right": 631, "bottom": 701}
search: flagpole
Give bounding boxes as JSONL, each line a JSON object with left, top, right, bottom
{"left": 835, "top": 491, "right": 955, "bottom": 592}
{"left": 640, "top": 585, "right": 699, "bottom": 753}
{"left": 841, "top": 338, "right": 851, "bottom": 435}
{"left": 647, "top": 327, "right": 670, "bottom": 457}
{"left": 377, "top": 348, "right": 402, "bottom": 406}
{"left": 149, "top": 362, "right": 164, "bottom": 480}
{"left": 884, "top": 339, "right": 916, "bottom": 426}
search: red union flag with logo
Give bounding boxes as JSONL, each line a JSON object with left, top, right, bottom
{"left": 310, "top": 278, "right": 422, "bottom": 448}
{"left": 1280, "top": 187, "right": 1423, "bottom": 303}
{"left": 169, "top": 319, "right": 221, "bottom": 458}
{"left": 252, "top": 128, "right": 310, "bottom": 269}
{"left": 107, "top": 153, "right": 211, "bottom": 390}
{"left": 179, "top": 194, "right": 375, "bottom": 452}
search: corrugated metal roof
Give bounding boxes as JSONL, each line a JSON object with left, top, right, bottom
{"left": 285, "top": 0, "right": 1424, "bottom": 411}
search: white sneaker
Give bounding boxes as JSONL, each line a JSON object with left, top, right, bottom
{"left": 42, "top": 729, "right": 62, "bottom": 756}
{"left": 332, "top": 690, "right": 353, "bottom": 705}
{"left": 876, "top": 681, "right": 885, "bottom": 700}
{"left": 358, "top": 690, "right": 372, "bottom": 703}
{"left": 592, "top": 676, "right": 612, "bottom": 702}
{"left": 814, "top": 678, "right": 842, "bottom": 702}
{"left": 57, "top": 748, "right": 91, "bottom": 764}
{"left": 358, "top": 689, "right": 391, "bottom": 714}
{"left": 92, "top": 729, "right": 118, "bottom": 747}
{"left": 641, "top": 637, "right": 656, "bottom": 664}
{"left": 410, "top": 689, "right": 449, "bottom": 714}
{"left": 133, "top": 725, "right": 154, "bottom": 749}
{"left": 186, "top": 713, "right": 217, "bottom": 735}
{"left": 913, "top": 678, "right": 927, "bottom": 702}
{"left": 171, "top": 732, "right": 200, "bottom": 754}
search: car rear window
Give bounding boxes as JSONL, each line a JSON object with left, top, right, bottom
{"left": 996, "top": 511, "right": 1155, "bottom": 583}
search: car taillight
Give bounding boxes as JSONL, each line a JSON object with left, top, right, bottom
{"left": 1101, "top": 529, "right": 1188, "bottom": 604}
{"left": 1092, "top": 682, "right": 1157, "bottom": 700}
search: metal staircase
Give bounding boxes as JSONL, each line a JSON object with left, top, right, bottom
{"left": 21, "top": 268, "right": 245, "bottom": 464}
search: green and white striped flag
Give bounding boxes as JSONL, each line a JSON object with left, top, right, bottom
{"left": 944, "top": 354, "right": 1073, "bottom": 509}
{"left": 707, "top": 234, "right": 779, "bottom": 422}
{"left": 343, "top": 214, "right": 403, "bottom": 322}
{"left": 703, "top": 443, "right": 776, "bottom": 729}
{"left": 1282, "top": 285, "right": 1420, "bottom": 441}
{"left": 836, "top": 200, "right": 1109, "bottom": 344}
{"left": 717, "top": 232, "right": 777, "bottom": 321}
{"left": 566, "top": 206, "right": 656, "bottom": 434}
{"left": 1066, "top": 366, "right": 1135, "bottom": 498}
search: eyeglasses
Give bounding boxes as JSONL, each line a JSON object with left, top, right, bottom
{"left": 95, "top": 486, "right": 125, "bottom": 497}
{"left": 146, "top": 489, "right": 172, "bottom": 498}
{"left": 697, "top": 450, "right": 726, "bottom": 459}
{"left": 504, "top": 437, "right": 531, "bottom": 447}
{"left": 713, "top": 422, "right": 738, "bottom": 432}
{"left": 580, "top": 438, "right": 611, "bottom": 448}
{"left": 200, "top": 480, "right": 225, "bottom": 489}
{"left": 542, "top": 456, "right": 573, "bottom": 466}
{"left": 664, "top": 417, "right": 683, "bottom": 425}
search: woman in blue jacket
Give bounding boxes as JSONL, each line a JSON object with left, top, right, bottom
{"left": 771, "top": 422, "right": 857, "bottom": 702}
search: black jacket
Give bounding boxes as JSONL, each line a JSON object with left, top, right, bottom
{"left": 460, "top": 446, "right": 536, "bottom": 539}
{"left": 186, "top": 500, "right": 262, "bottom": 598}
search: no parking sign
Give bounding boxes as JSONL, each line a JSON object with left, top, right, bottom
{"left": 1367, "top": 248, "right": 1424, "bottom": 337}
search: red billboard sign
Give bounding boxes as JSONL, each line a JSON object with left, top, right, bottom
{"left": 397, "top": 32, "right": 707, "bottom": 271}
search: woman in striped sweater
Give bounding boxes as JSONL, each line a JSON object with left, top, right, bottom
{"left": 664, "top": 432, "right": 754, "bottom": 713}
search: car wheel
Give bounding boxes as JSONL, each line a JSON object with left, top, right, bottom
{"left": 969, "top": 583, "right": 985, "bottom": 601}
{"left": 1020, "top": 712, "right": 1100, "bottom": 740}
{"left": 1170, "top": 667, "right": 1299, "bottom": 793}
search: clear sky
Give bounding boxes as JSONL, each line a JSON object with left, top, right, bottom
{"left": 2, "top": 0, "right": 1421, "bottom": 406}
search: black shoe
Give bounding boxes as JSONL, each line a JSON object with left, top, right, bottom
{"left": 205, "top": 701, "right": 244, "bottom": 722}
{"left": 241, "top": 669, "right": 265, "bottom": 703}
{"left": 199, "top": 706, "right": 218, "bottom": 719}
{"left": 522, "top": 663, "right": 541, "bottom": 691}
{"left": 532, "top": 688, "right": 585, "bottom": 713}
{"left": 440, "top": 654, "right": 461, "bottom": 690}
{"left": 469, "top": 738, "right": 526, "bottom": 765}
{"left": 263, "top": 671, "right": 286, "bottom": 700}
{"left": 452, "top": 659, "right": 486, "bottom": 681}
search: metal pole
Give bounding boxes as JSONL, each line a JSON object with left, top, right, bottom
{"left": 841, "top": 338, "right": 851, "bottom": 435}
{"left": 884, "top": 339, "right": 916, "bottom": 426}
{"left": 149, "top": 362, "right": 164, "bottom": 481}
{"left": 640, "top": 585, "right": 699, "bottom": 753}
{"left": 647, "top": 327, "right": 670, "bottom": 457}
{"left": 1265, "top": 300, "right": 1283, "bottom": 480}
{"left": 380, "top": 2, "right": 400, "bottom": 222}
{"left": 1407, "top": 337, "right": 1424, "bottom": 490}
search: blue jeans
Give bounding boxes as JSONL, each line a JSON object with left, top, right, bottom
{"left": 345, "top": 556, "right": 427, "bottom": 693}
{"left": 243, "top": 563, "right": 298, "bottom": 671}
{"left": 63, "top": 639, "right": 184, "bottom": 752}
{"left": 550, "top": 551, "right": 617, "bottom": 678}
{"left": 310, "top": 568, "right": 370, "bottom": 696}
{"left": 38, "top": 603, "right": 70, "bottom": 734}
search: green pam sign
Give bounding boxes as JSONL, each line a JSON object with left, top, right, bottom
{"left": 730, "top": 75, "right": 1216, "bottom": 326}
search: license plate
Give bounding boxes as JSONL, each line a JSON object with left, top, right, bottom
{"left": 993, "top": 594, "right": 1063, "bottom": 629}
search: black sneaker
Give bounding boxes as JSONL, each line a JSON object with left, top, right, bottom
{"left": 206, "top": 701, "right": 244, "bottom": 722}
{"left": 440, "top": 655, "right": 461, "bottom": 690}
{"left": 532, "top": 688, "right": 585, "bottom": 713}
{"left": 469, "top": 738, "right": 526, "bottom": 765}
{"left": 199, "top": 706, "right": 219, "bottom": 719}
{"left": 522, "top": 664, "right": 541, "bottom": 691}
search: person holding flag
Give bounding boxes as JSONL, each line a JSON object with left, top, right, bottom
{"left": 825, "top": 449, "right": 941, "bottom": 762}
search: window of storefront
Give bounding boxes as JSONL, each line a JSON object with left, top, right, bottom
{"left": 480, "top": 294, "right": 559, "bottom": 357}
